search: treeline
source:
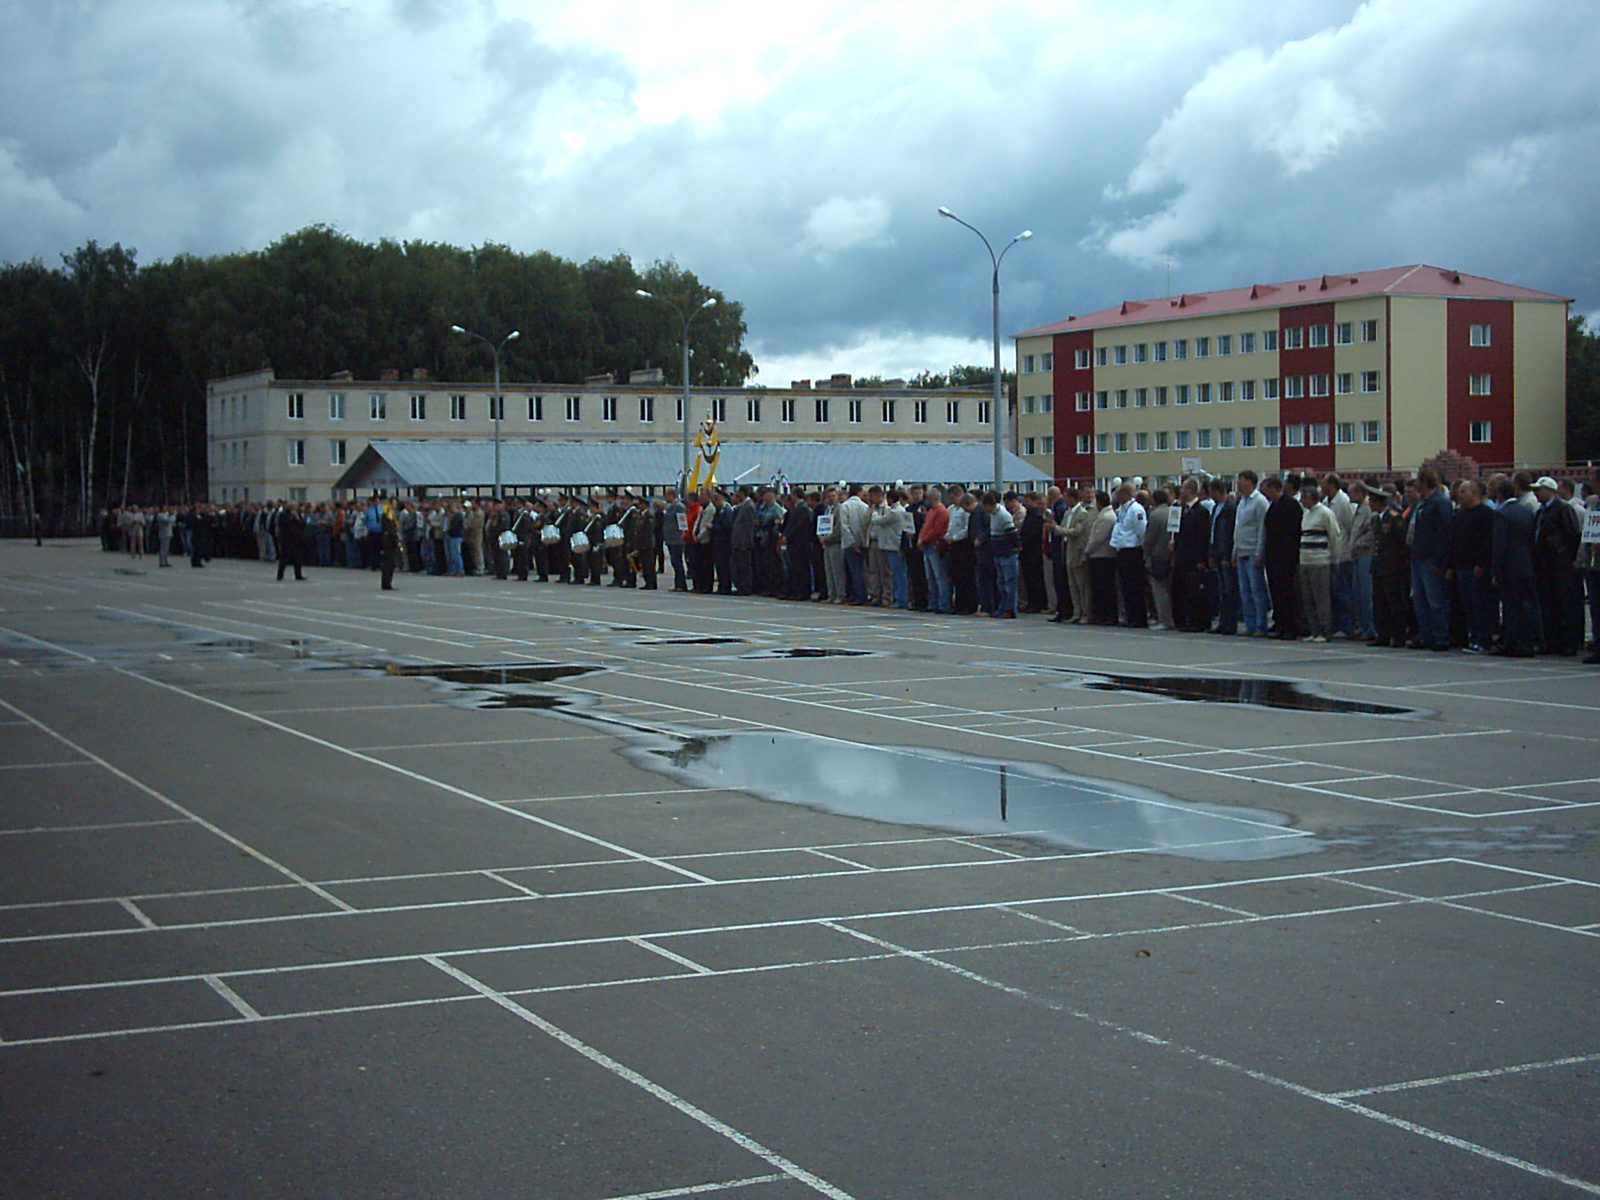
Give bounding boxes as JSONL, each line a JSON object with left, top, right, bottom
{"left": 1570, "top": 316, "right": 1600, "bottom": 461}
{"left": 0, "top": 225, "right": 754, "bottom": 532}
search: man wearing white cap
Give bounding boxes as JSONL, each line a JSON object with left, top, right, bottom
{"left": 1533, "top": 475, "right": 1584, "bottom": 655}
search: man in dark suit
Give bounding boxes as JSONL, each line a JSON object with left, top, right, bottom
{"left": 1261, "top": 476, "right": 1301, "bottom": 638}
{"left": 1491, "top": 478, "right": 1543, "bottom": 656}
{"left": 275, "top": 502, "right": 307, "bottom": 581}
{"left": 1018, "top": 493, "right": 1048, "bottom": 613}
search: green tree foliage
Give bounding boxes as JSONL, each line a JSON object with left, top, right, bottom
{"left": 0, "top": 228, "right": 754, "bottom": 528}
{"left": 909, "top": 364, "right": 1015, "bottom": 389}
{"left": 1569, "top": 315, "right": 1600, "bottom": 460}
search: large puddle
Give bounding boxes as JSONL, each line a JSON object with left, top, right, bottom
{"left": 623, "top": 732, "right": 1316, "bottom": 861}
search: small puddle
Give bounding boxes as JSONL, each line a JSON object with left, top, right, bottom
{"left": 636, "top": 636, "right": 749, "bottom": 646}
{"left": 384, "top": 662, "right": 602, "bottom": 686}
{"left": 623, "top": 732, "right": 1315, "bottom": 861}
{"left": 738, "top": 647, "right": 878, "bottom": 660}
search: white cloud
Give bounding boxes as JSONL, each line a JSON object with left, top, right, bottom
{"left": 803, "top": 196, "right": 892, "bottom": 256}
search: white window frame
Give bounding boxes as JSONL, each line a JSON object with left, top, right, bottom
{"left": 287, "top": 392, "right": 305, "bottom": 420}
{"left": 1262, "top": 425, "right": 1280, "bottom": 448}
{"left": 287, "top": 438, "right": 306, "bottom": 466}
{"left": 945, "top": 400, "right": 960, "bottom": 424}
{"left": 1262, "top": 330, "right": 1278, "bottom": 352}
{"left": 748, "top": 397, "right": 763, "bottom": 423}
{"left": 1240, "top": 426, "right": 1257, "bottom": 448}
{"left": 450, "top": 394, "right": 466, "bottom": 421}
{"left": 1469, "top": 323, "right": 1492, "bottom": 347}
{"left": 1335, "top": 373, "right": 1353, "bottom": 395}
{"left": 1154, "top": 431, "right": 1170, "bottom": 451}
{"left": 1361, "top": 370, "right": 1381, "bottom": 394}
{"left": 565, "top": 395, "right": 581, "bottom": 421}
{"left": 409, "top": 393, "right": 426, "bottom": 421}
{"left": 815, "top": 397, "right": 830, "bottom": 423}
{"left": 330, "top": 439, "right": 347, "bottom": 466}
{"left": 1361, "top": 420, "right": 1381, "bottom": 444}
{"left": 1335, "top": 421, "right": 1355, "bottom": 445}
{"left": 1469, "top": 373, "right": 1491, "bottom": 396}
{"left": 528, "top": 395, "right": 544, "bottom": 421}
{"left": 638, "top": 395, "right": 654, "bottom": 423}
{"left": 781, "top": 398, "right": 796, "bottom": 424}
{"left": 369, "top": 393, "right": 387, "bottom": 420}
{"left": 848, "top": 397, "right": 863, "bottom": 423}
{"left": 1076, "top": 433, "right": 1091, "bottom": 454}
{"left": 1075, "top": 391, "right": 1091, "bottom": 413}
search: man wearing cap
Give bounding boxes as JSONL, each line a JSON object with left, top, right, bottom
{"left": 1492, "top": 477, "right": 1543, "bottom": 656}
{"left": 1533, "top": 475, "right": 1584, "bottom": 655}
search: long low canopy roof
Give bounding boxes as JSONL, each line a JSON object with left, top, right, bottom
{"left": 333, "top": 439, "right": 1051, "bottom": 492}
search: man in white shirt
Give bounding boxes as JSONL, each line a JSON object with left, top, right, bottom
{"left": 837, "top": 485, "right": 871, "bottom": 604}
{"left": 1109, "top": 483, "right": 1148, "bottom": 628}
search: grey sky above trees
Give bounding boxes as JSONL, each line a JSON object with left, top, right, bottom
{"left": 2, "top": 0, "right": 1596, "bottom": 385}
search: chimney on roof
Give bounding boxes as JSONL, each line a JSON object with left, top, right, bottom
{"left": 584, "top": 372, "right": 614, "bottom": 385}
{"left": 628, "top": 367, "right": 665, "bottom": 384}
{"left": 791, "top": 379, "right": 811, "bottom": 389}
{"left": 411, "top": 367, "right": 429, "bottom": 381}
{"left": 331, "top": 369, "right": 353, "bottom": 382}
{"left": 829, "top": 373, "right": 852, "bottom": 389}
{"left": 379, "top": 368, "right": 400, "bottom": 382}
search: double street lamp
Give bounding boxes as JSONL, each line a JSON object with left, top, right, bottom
{"left": 636, "top": 290, "right": 718, "bottom": 484}
{"left": 450, "top": 325, "right": 520, "bottom": 499}
{"left": 937, "top": 207, "right": 1032, "bottom": 489}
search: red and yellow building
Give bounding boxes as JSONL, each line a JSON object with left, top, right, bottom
{"left": 1013, "top": 265, "right": 1569, "bottom": 485}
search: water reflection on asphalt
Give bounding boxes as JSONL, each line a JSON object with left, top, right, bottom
{"left": 625, "top": 731, "right": 1317, "bottom": 861}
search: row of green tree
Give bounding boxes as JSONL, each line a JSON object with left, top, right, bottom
{"left": 0, "top": 226, "right": 754, "bottom": 531}
{"left": 1569, "top": 316, "right": 1600, "bottom": 462}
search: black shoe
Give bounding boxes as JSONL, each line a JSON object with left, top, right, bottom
{"left": 1584, "top": 651, "right": 1600, "bottom": 665}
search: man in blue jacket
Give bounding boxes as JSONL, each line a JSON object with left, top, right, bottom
{"left": 1409, "top": 466, "right": 1453, "bottom": 651}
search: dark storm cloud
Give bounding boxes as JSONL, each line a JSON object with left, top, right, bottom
{"left": 0, "top": 0, "right": 1596, "bottom": 375}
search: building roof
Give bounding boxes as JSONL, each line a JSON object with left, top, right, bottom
{"left": 1015, "top": 264, "right": 1571, "bottom": 339}
{"left": 333, "top": 439, "right": 1051, "bottom": 492}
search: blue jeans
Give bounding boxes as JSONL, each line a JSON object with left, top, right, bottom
{"left": 993, "top": 553, "right": 1018, "bottom": 615}
{"left": 1351, "top": 556, "right": 1375, "bottom": 639}
{"left": 1330, "top": 561, "right": 1353, "bottom": 635}
{"left": 1237, "top": 557, "right": 1270, "bottom": 634}
{"left": 844, "top": 546, "right": 868, "bottom": 603}
{"left": 1411, "top": 560, "right": 1451, "bottom": 647}
{"left": 445, "top": 535, "right": 465, "bottom": 576}
{"left": 886, "top": 549, "right": 908, "bottom": 608}
{"left": 924, "top": 546, "right": 951, "bottom": 613}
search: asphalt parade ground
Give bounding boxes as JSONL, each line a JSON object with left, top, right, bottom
{"left": 0, "top": 540, "right": 1596, "bottom": 1199}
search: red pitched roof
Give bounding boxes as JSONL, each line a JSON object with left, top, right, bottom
{"left": 1015, "top": 264, "right": 1570, "bottom": 339}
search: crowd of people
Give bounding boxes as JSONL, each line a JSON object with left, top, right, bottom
{"left": 97, "top": 464, "right": 1599, "bottom": 663}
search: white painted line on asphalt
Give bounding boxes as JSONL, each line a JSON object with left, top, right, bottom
{"left": 600, "top": 1175, "right": 785, "bottom": 1200}
{"left": 116, "top": 668, "right": 718, "bottom": 887}
{"left": 1158, "top": 891, "right": 1259, "bottom": 918}
{"left": 0, "top": 859, "right": 1471, "bottom": 1000}
{"left": 480, "top": 870, "right": 542, "bottom": 898}
{"left": 202, "top": 974, "right": 262, "bottom": 1021}
{"left": 804, "top": 849, "right": 872, "bottom": 870}
{"left": 1332, "top": 1052, "right": 1600, "bottom": 1099}
{"left": 116, "top": 898, "right": 158, "bottom": 930}
{"left": 0, "top": 818, "right": 191, "bottom": 837}
{"left": 422, "top": 957, "right": 857, "bottom": 1200}
{"left": 351, "top": 734, "right": 616, "bottom": 751}
{"left": 817, "top": 922, "right": 1600, "bottom": 1196}
{"left": 505, "top": 787, "right": 715, "bottom": 804}
{"left": 628, "top": 937, "right": 715, "bottom": 975}
{"left": 0, "top": 694, "right": 359, "bottom": 915}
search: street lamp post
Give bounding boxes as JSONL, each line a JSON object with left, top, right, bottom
{"left": 937, "top": 207, "right": 1032, "bottom": 490}
{"left": 636, "top": 290, "right": 718, "bottom": 485}
{"left": 450, "top": 325, "right": 520, "bottom": 499}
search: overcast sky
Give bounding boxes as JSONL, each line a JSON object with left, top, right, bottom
{"left": 3, "top": 0, "right": 1597, "bottom": 383}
